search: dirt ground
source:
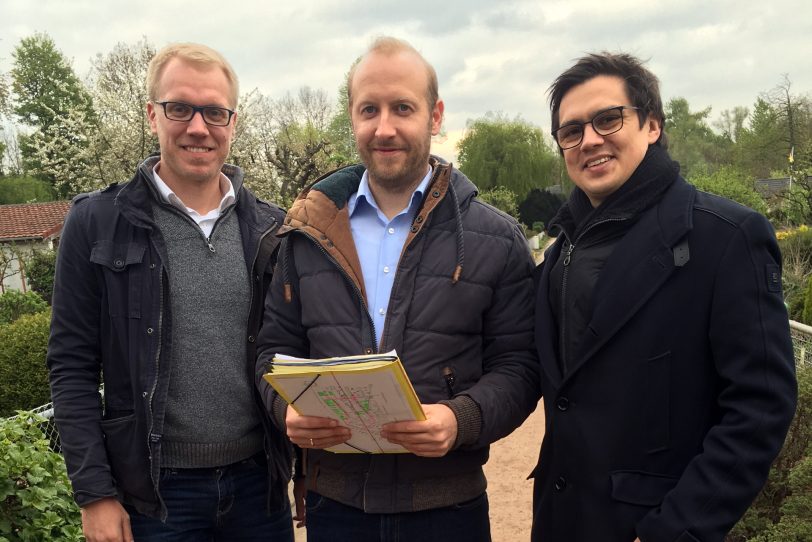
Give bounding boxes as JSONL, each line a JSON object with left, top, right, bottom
{"left": 292, "top": 401, "right": 545, "bottom": 541}
{"left": 483, "top": 400, "right": 545, "bottom": 541}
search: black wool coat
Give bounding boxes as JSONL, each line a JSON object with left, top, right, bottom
{"left": 531, "top": 177, "right": 797, "bottom": 542}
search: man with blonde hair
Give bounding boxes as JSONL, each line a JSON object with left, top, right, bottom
{"left": 48, "top": 43, "right": 293, "bottom": 541}
{"left": 255, "top": 36, "right": 538, "bottom": 542}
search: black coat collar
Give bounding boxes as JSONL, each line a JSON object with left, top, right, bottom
{"left": 536, "top": 177, "right": 696, "bottom": 389}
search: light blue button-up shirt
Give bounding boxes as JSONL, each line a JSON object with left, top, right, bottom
{"left": 348, "top": 167, "right": 433, "bottom": 347}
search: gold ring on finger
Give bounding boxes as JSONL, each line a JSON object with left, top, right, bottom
{"left": 309, "top": 438, "right": 314, "bottom": 447}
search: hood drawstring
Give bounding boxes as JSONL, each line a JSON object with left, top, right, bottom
{"left": 447, "top": 180, "right": 465, "bottom": 284}
{"left": 282, "top": 238, "right": 294, "bottom": 303}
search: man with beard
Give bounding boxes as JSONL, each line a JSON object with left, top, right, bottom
{"left": 255, "top": 36, "right": 539, "bottom": 542}
{"left": 531, "top": 52, "right": 797, "bottom": 542}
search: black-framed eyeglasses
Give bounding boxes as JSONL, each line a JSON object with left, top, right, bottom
{"left": 552, "top": 106, "right": 640, "bottom": 150}
{"left": 154, "top": 101, "right": 235, "bottom": 127}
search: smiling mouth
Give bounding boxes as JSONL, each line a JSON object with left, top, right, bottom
{"left": 183, "top": 146, "right": 212, "bottom": 153}
{"left": 585, "top": 156, "right": 612, "bottom": 168}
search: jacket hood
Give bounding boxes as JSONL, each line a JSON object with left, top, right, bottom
{"left": 278, "top": 156, "right": 476, "bottom": 303}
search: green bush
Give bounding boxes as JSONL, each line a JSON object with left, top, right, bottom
{"left": 0, "top": 290, "right": 48, "bottom": 325}
{"left": 0, "top": 311, "right": 52, "bottom": 417}
{"left": 689, "top": 166, "right": 768, "bottom": 215}
{"left": 803, "top": 277, "right": 812, "bottom": 327}
{"left": 24, "top": 250, "right": 56, "bottom": 305}
{"left": 478, "top": 186, "right": 520, "bottom": 221}
{"left": 778, "top": 228, "right": 812, "bottom": 322}
{"left": 729, "top": 362, "right": 812, "bottom": 541}
{"left": 0, "top": 412, "right": 83, "bottom": 541}
{"left": 0, "top": 176, "right": 56, "bottom": 205}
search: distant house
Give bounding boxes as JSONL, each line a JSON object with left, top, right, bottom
{"left": 0, "top": 201, "right": 71, "bottom": 293}
{"left": 754, "top": 176, "right": 812, "bottom": 197}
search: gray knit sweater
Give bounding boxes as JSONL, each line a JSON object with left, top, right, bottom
{"left": 152, "top": 202, "right": 263, "bottom": 468}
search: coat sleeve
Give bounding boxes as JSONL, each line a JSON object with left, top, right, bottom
{"left": 255, "top": 236, "right": 310, "bottom": 431}
{"left": 46, "top": 201, "right": 117, "bottom": 507}
{"left": 637, "top": 212, "right": 797, "bottom": 542}
{"left": 458, "top": 223, "right": 542, "bottom": 446}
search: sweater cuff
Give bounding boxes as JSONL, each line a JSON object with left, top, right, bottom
{"left": 271, "top": 394, "right": 289, "bottom": 432}
{"left": 439, "top": 395, "right": 482, "bottom": 448}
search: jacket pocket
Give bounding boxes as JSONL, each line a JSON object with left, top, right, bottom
{"left": 100, "top": 413, "right": 155, "bottom": 504}
{"left": 610, "top": 470, "right": 679, "bottom": 506}
{"left": 90, "top": 241, "right": 146, "bottom": 318}
{"left": 644, "top": 351, "right": 670, "bottom": 453}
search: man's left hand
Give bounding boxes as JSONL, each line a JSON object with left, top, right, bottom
{"left": 380, "top": 403, "right": 457, "bottom": 457}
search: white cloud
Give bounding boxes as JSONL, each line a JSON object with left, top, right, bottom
{"left": 1, "top": 0, "right": 810, "bottom": 166}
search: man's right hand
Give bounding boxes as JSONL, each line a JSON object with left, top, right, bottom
{"left": 286, "top": 405, "right": 351, "bottom": 449}
{"left": 81, "top": 497, "right": 133, "bottom": 542}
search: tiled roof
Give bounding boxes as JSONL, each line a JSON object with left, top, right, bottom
{"left": 0, "top": 201, "right": 72, "bottom": 242}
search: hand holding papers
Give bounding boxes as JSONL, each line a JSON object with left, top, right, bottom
{"left": 263, "top": 351, "right": 425, "bottom": 453}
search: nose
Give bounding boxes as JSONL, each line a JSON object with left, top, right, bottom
{"left": 375, "top": 111, "right": 396, "bottom": 139}
{"left": 579, "top": 123, "right": 604, "bottom": 148}
{"left": 186, "top": 110, "right": 210, "bottom": 135}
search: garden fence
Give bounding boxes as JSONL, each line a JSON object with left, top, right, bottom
{"left": 9, "top": 320, "right": 812, "bottom": 453}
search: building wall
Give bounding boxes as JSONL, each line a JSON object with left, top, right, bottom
{"left": 0, "top": 240, "right": 54, "bottom": 293}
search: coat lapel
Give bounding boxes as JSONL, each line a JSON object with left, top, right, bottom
{"left": 563, "top": 178, "right": 696, "bottom": 381}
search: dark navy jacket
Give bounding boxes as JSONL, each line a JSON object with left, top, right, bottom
{"left": 47, "top": 158, "right": 291, "bottom": 519}
{"left": 255, "top": 159, "right": 540, "bottom": 512}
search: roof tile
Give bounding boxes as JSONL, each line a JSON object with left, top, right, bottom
{"left": 0, "top": 201, "right": 72, "bottom": 242}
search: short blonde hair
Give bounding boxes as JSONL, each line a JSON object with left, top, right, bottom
{"left": 146, "top": 43, "right": 239, "bottom": 108}
{"left": 347, "top": 36, "right": 439, "bottom": 109}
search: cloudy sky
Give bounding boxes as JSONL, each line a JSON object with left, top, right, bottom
{"left": 2, "top": 0, "right": 810, "bottom": 161}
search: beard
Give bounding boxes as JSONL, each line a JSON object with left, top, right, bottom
{"left": 358, "top": 129, "right": 432, "bottom": 194}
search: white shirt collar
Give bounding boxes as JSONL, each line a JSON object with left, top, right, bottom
{"left": 349, "top": 165, "right": 433, "bottom": 217}
{"left": 150, "top": 163, "right": 235, "bottom": 217}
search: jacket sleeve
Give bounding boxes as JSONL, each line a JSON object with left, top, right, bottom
{"left": 46, "top": 201, "right": 117, "bottom": 507}
{"left": 255, "top": 237, "right": 309, "bottom": 431}
{"left": 457, "top": 223, "right": 542, "bottom": 446}
{"left": 637, "top": 212, "right": 798, "bottom": 542}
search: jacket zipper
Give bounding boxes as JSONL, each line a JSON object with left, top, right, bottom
{"left": 147, "top": 258, "right": 165, "bottom": 515}
{"left": 559, "top": 216, "right": 627, "bottom": 374}
{"left": 293, "top": 230, "right": 379, "bottom": 511}
{"left": 296, "top": 231, "right": 378, "bottom": 352}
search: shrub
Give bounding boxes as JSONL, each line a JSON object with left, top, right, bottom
{"left": 689, "top": 166, "right": 768, "bottom": 215}
{"left": 0, "top": 311, "right": 52, "bottom": 417}
{"left": 0, "top": 290, "right": 48, "bottom": 325}
{"left": 0, "top": 176, "right": 56, "bottom": 204}
{"left": 519, "top": 188, "right": 565, "bottom": 233}
{"left": 0, "top": 412, "right": 83, "bottom": 541}
{"left": 729, "top": 362, "right": 812, "bottom": 541}
{"left": 778, "top": 227, "right": 812, "bottom": 322}
{"left": 24, "top": 249, "right": 57, "bottom": 305}
{"left": 478, "top": 186, "right": 520, "bottom": 221}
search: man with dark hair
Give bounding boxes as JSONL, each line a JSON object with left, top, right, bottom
{"left": 255, "top": 36, "right": 538, "bottom": 542}
{"left": 531, "top": 52, "right": 797, "bottom": 542}
{"left": 48, "top": 43, "right": 293, "bottom": 541}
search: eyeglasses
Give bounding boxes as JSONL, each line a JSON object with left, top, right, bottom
{"left": 552, "top": 106, "right": 640, "bottom": 150}
{"left": 154, "top": 101, "right": 235, "bottom": 127}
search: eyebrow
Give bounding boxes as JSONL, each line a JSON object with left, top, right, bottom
{"left": 559, "top": 104, "right": 624, "bottom": 127}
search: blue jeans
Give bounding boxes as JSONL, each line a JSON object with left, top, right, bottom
{"left": 125, "top": 454, "right": 293, "bottom": 541}
{"left": 305, "top": 491, "right": 491, "bottom": 542}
